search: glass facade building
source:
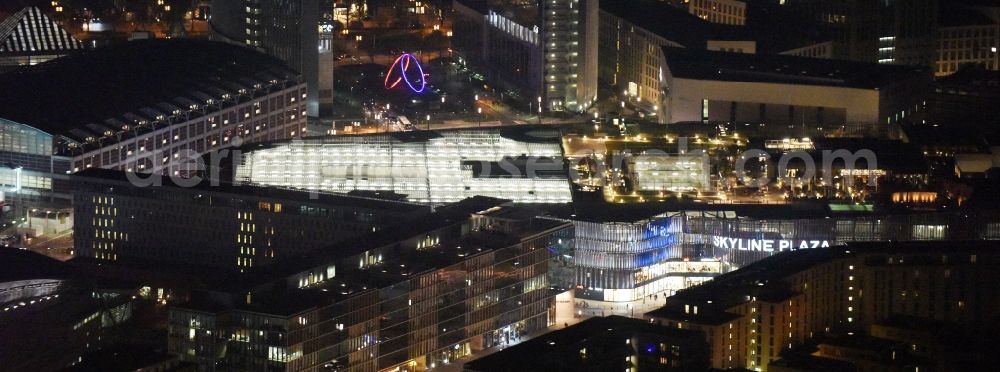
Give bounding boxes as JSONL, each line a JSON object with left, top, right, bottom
{"left": 0, "top": 6, "right": 84, "bottom": 72}
{"left": 558, "top": 207, "right": 1000, "bottom": 303}
{"left": 452, "top": 0, "right": 598, "bottom": 112}
{"left": 632, "top": 153, "right": 711, "bottom": 192}
{"left": 233, "top": 127, "right": 573, "bottom": 204}
{"left": 683, "top": 210, "right": 1000, "bottom": 267}
{"left": 0, "top": 118, "right": 70, "bottom": 203}
{"left": 168, "top": 202, "right": 572, "bottom": 371}
{"left": 563, "top": 213, "right": 720, "bottom": 302}
{"left": 72, "top": 169, "right": 428, "bottom": 270}
{"left": 0, "top": 39, "right": 307, "bottom": 213}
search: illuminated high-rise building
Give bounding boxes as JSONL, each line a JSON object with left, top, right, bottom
{"left": 758, "top": 0, "right": 938, "bottom": 67}
{"left": 934, "top": 6, "right": 999, "bottom": 77}
{"left": 209, "top": 0, "right": 325, "bottom": 116}
{"left": 452, "top": 0, "right": 598, "bottom": 113}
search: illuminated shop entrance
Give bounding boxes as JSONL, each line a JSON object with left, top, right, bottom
{"left": 485, "top": 323, "right": 526, "bottom": 348}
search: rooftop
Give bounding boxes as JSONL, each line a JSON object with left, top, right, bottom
{"left": 463, "top": 315, "right": 705, "bottom": 371}
{"left": 805, "top": 138, "right": 928, "bottom": 174}
{"left": 234, "top": 124, "right": 564, "bottom": 152}
{"left": 178, "top": 199, "right": 571, "bottom": 316}
{"left": 600, "top": 0, "right": 725, "bottom": 48}
{"left": 662, "top": 46, "right": 929, "bottom": 89}
{"left": 539, "top": 200, "right": 867, "bottom": 223}
{"left": 0, "top": 39, "right": 299, "bottom": 144}
{"left": 235, "top": 198, "right": 566, "bottom": 290}
{"left": 232, "top": 197, "right": 508, "bottom": 290}
{"left": 602, "top": 0, "right": 836, "bottom": 54}
{"left": 939, "top": 6, "right": 996, "bottom": 27}
{"left": 71, "top": 168, "right": 429, "bottom": 213}
{"left": 63, "top": 344, "right": 190, "bottom": 372}
{"left": 768, "top": 355, "right": 858, "bottom": 372}
{"left": 647, "top": 241, "right": 1000, "bottom": 322}
{"left": 645, "top": 247, "right": 843, "bottom": 322}
{"left": 0, "top": 7, "right": 82, "bottom": 55}
{"left": 0, "top": 248, "right": 69, "bottom": 283}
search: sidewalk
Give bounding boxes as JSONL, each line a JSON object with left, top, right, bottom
{"left": 572, "top": 297, "right": 668, "bottom": 319}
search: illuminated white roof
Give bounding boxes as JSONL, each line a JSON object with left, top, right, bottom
{"left": 234, "top": 128, "right": 573, "bottom": 204}
{"left": 0, "top": 7, "right": 82, "bottom": 54}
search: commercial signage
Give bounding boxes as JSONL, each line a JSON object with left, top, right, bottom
{"left": 646, "top": 217, "right": 677, "bottom": 239}
{"left": 712, "top": 236, "right": 831, "bottom": 252}
{"left": 648, "top": 224, "right": 672, "bottom": 238}
{"left": 840, "top": 169, "right": 886, "bottom": 176}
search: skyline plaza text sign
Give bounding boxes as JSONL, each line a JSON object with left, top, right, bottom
{"left": 712, "top": 236, "right": 831, "bottom": 252}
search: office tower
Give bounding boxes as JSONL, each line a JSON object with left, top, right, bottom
{"left": 167, "top": 198, "right": 573, "bottom": 371}
{"left": 210, "top": 0, "right": 324, "bottom": 116}
{"left": 452, "top": 0, "right": 598, "bottom": 113}
{"left": 72, "top": 169, "right": 428, "bottom": 270}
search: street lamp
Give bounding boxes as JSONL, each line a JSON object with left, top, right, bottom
{"left": 477, "top": 107, "right": 482, "bottom": 127}
{"left": 27, "top": 208, "right": 37, "bottom": 229}
{"left": 537, "top": 96, "right": 542, "bottom": 125}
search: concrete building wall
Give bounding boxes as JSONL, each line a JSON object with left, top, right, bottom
{"left": 662, "top": 77, "right": 881, "bottom": 126}
{"left": 597, "top": 12, "right": 678, "bottom": 117}
{"left": 70, "top": 84, "right": 307, "bottom": 175}
{"left": 576, "top": 0, "right": 600, "bottom": 111}
{"left": 935, "top": 23, "right": 1000, "bottom": 77}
